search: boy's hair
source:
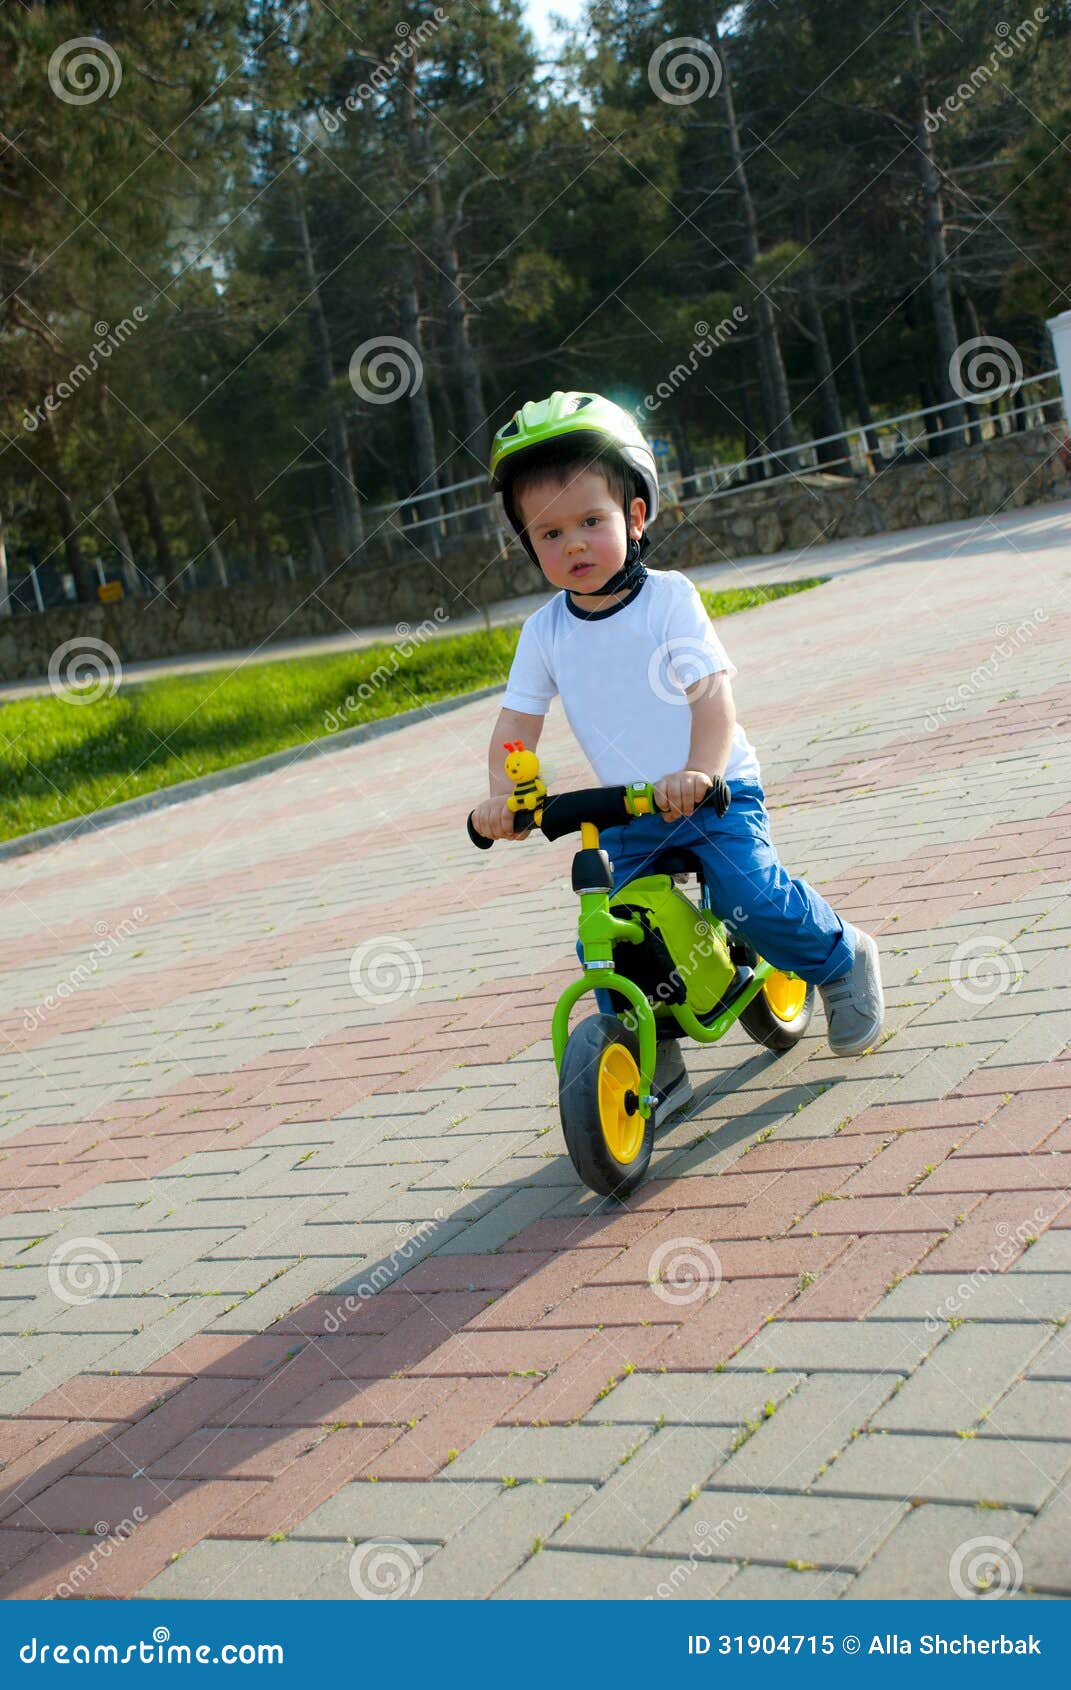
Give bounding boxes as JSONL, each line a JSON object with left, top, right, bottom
{"left": 506, "top": 436, "right": 642, "bottom": 537}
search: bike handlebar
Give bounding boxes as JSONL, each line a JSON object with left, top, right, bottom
{"left": 466, "top": 775, "right": 731, "bottom": 850}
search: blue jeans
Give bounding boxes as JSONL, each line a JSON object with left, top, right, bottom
{"left": 575, "top": 780, "right": 855, "bottom": 1013}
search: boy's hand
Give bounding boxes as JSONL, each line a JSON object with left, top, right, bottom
{"left": 653, "top": 769, "right": 713, "bottom": 822}
{"left": 470, "top": 795, "right": 532, "bottom": 842}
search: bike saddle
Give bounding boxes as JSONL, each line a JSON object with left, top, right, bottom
{"left": 647, "top": 847, "right": 705, "bottom": 879}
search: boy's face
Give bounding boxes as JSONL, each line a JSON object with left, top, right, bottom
{"left": 515, "top": 468, "right": 646, "bottom": 599}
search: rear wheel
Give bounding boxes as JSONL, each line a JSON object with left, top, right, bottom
{"left": 559, "top": 1014, "right": 654, "bottom": 1198}
{"left": 739, "top": 967, "right": 815, "bottom": 1051}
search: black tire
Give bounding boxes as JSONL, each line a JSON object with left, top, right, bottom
{"left": 730, "top": 937, "right": 815, "bottom": 1051}
{"left": 559, "top": 1013, "right": 654, "bottom": 1199}
{"left": 738, "top": 974, "right": 816, "bottom": 1051}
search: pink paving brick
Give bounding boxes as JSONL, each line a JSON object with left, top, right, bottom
{"left": 143, "top": 1334, "right": 309, "bottom": 1377}
{"left": 465, "top": 1247, "right": 624, "bottom": 1330}
{"left": 276, "top": 1372, "right": 459, "bottom": 1428}
{"left": 366, "top": 1377, "right": 537, "bottom": 1478}
{"left": 917, "top": 1190, "right": 1071, "bottom": 1272}
{"left": 956, "top": 1089, "right": 1071, "bottom": 1156}
{"left": 23, "top": 1374, "right": 183, "bottom": 1423}
{"left": 781, "top": 1231, "right": 945, "bottom": 1319}
{"left": 631, "top": 1171, "right": 779, "bottom": 1210}
{"left": 145, "top": 1426, "right": 320, "bottom": 1481}
{"left": 537, "top": 1282, "right": 687, "bottom": 1328}
{"left": 0, "top": 1421, "right": 118, "bottom": 1522}
{"left": 396, "top": 1251, "right": 555, "bottom": 1292}
{"left": 207, "top": 1427, "right": 399, "bottom": 1540}
{"left": 588, "top": 1233, "right": 852, "bottom": 1285}
{"left": 73, "top": 1378, "right": 252, "bottom": 1476}
{"left": 716, "top": 1166, "right": 864, "bottom": 1238}
{"left": 498, "top": 1326, "right": 669, "bottom": 1426}
{"left": 648, "top": 1277, "right": 800, "bottom": 1370}
{"left": 738, "top": 1134, "right": 879, "bottom": 1173}
{"left": 406, "top": 1326, "right": 593, "bottom": 1377}
{"left": 842, "top": 1098, "right": 1003, "bottom": 1135}
{"left": 953, "top": 1061, "right": 1071, "bottom": 1096}
{"left": 505, "top": 1213, "right": 666, "bottom": 1252}
{"left": 836, "top": 1126, "right": 981, "bottom": 1198}
{"left": 788, "top": 1191, "right": 983, "bottom": 1236}
{"left": 916, "top": 1151, "right": 1071, "bottom": 1193}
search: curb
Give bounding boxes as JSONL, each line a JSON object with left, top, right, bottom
{"left": 0, "top": 682, "right": 507, "bottom": 865}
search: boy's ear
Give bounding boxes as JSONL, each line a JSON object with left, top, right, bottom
{"left": 630, "top": 492, "right": 647, "bottom": 536}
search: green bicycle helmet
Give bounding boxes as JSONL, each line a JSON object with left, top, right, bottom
{"left": 490, "top": 391, "right": 659, "bottom": 595}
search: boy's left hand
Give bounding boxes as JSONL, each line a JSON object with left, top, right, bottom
{"left": 653, "top": 768, "right": 712, "bottom": 822}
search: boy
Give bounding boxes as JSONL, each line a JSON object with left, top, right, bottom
{"left": 470, "top": 391, "right": 883, "bottom": 1123}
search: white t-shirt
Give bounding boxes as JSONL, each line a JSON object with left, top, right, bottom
{"left": 501, "top": 570, "right": 761, "bottom": 787}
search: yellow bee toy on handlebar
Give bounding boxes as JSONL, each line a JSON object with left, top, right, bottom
{"left": 467, "top": 746, "right": 814, "bottom": 1199}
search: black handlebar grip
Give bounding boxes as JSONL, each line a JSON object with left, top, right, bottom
{"left": 466, "top": 811, "right": 494, "bottom": 849}
{"left": 697, "top": 774, "right": 732, "bottom": 818}
{"left": 467, "top": 808, "right": 535, "bottom": 849}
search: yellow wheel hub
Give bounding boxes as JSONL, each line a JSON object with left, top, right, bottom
{"left": 597, "top": 1043, "right": 644, "bottom": 1164}
{"left": 763, "top": 970, "right": 809, "bottom": 1023}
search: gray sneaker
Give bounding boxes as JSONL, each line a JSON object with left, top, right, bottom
{"left": 652, "top": 1037, "right": 694, "bottom": 1124}
{"left": 819, "top": 929, "right": 885, "bottom": 1056}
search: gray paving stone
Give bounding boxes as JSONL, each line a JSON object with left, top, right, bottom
{"left": 436, "top": 1188, "right": 563, "bottom": 1255}
{"left": 581, "top": 1370, "right": 806, "bottom": 1427}
{"left": 1028, "top": 1325, "right": 1071, "bottom": 1380}
{"left": 651, "top": 1490, "right": 906, "bottom": 1572}
{"left": 875, "top": 1273, "right": 1071, "bottom": 1323}
{"left": 289, "top": 1478, "right": 492, "bottom": 1542}
{"left": 554, "top": 1425, "right": 737, "bottom": 1552}
{"left": 1013, "top": 1490, "right": 1071, "bottom": 1594}
{"left": 716, "top": 1564, "right": 853, "bottom": 1599}
{"left": 814, "top": 1430, "right": 1071, "bottom": 1509}
{"left": 726, "top": 1320, "right": 942, "bottom": 1375}
{"left": 494, "top": 1545, "right": 739, "bottom": 1600}
{"left": 846, "top": 1501, "right": 1034, "bottom": 1598}
{"left": 411, "top": 1480, "right": 593, "bottom": 1599}
{"left": 1012, "top": 1233, "right": 1071, "bottom": 1273}
{"left": 141, "top": 1537, "right": 346, "bottom": 1600}
{"left": 447, "top": 1425, "right": 653, "bottom": 1483}
{"left": 872, "top": 1322, "right": 1050, "bottom": 1433}
{"left": 982, "top": 1379, "right": 1071, "bottom": 1440}
{"left": 716, "top": 1372, "right": 898, "bottom": 1491}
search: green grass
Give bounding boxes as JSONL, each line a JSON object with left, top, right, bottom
{"left": 0, "top": 575, "right": 824, "bottom": 842}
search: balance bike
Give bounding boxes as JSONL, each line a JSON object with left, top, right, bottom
{"left": 467, "top": 745, "right": 814, "bottom": 1198}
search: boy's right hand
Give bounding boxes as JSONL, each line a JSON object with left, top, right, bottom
{"left": 470, "top": 796, "right": 532, "bottom": 842}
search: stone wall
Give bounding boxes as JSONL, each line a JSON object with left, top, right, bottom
{"left": 2, "top": 427, "right": 1067, "bottom": 684}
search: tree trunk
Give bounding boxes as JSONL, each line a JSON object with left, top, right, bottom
{"left": 103, "top": 489, "right": 140, "bottom": 595}
{"left": 424, "top": 163, "right": 489, "bottom": 473}
{"left": 292, "top": 178, "right": 365, "bottom": 564}
{"left": 841, "top": 296, "right": 879, "bottom": 455}
{"left": 800, "top": 272, "right": 848, "bottom": 470}
{"left": 716, "top": 23, "right": 798, "bottom": 464}
{"left": 399, "top": 264, "right": 442, "bottom": 557}
{"left": 142, "top": 466, "right": 174, "bottom": 577}
{"left": 188, "top": 475, "right": 229, "bottom": 587}
{"left": 304, "top": 511, "right": 326, "bottom": 575}
{"left": 911, "top": 9, "right": 968, "bottom": 454}
{"left": 0, "top": 509, "right": 10, "bottom": 617}
{"left": 670, "top": 418, "right": 695, "bottom": 494}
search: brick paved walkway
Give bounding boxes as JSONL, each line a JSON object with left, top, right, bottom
{"left": 1, "top": 504, "right": 1068, "bottom": 1600}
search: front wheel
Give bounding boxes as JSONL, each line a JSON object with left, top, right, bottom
{"left": 559, "top": 1014, "right": 654, "bottom": 1199}
{"left": 739, "top": 966, "right": 815, "bottom": 1052}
